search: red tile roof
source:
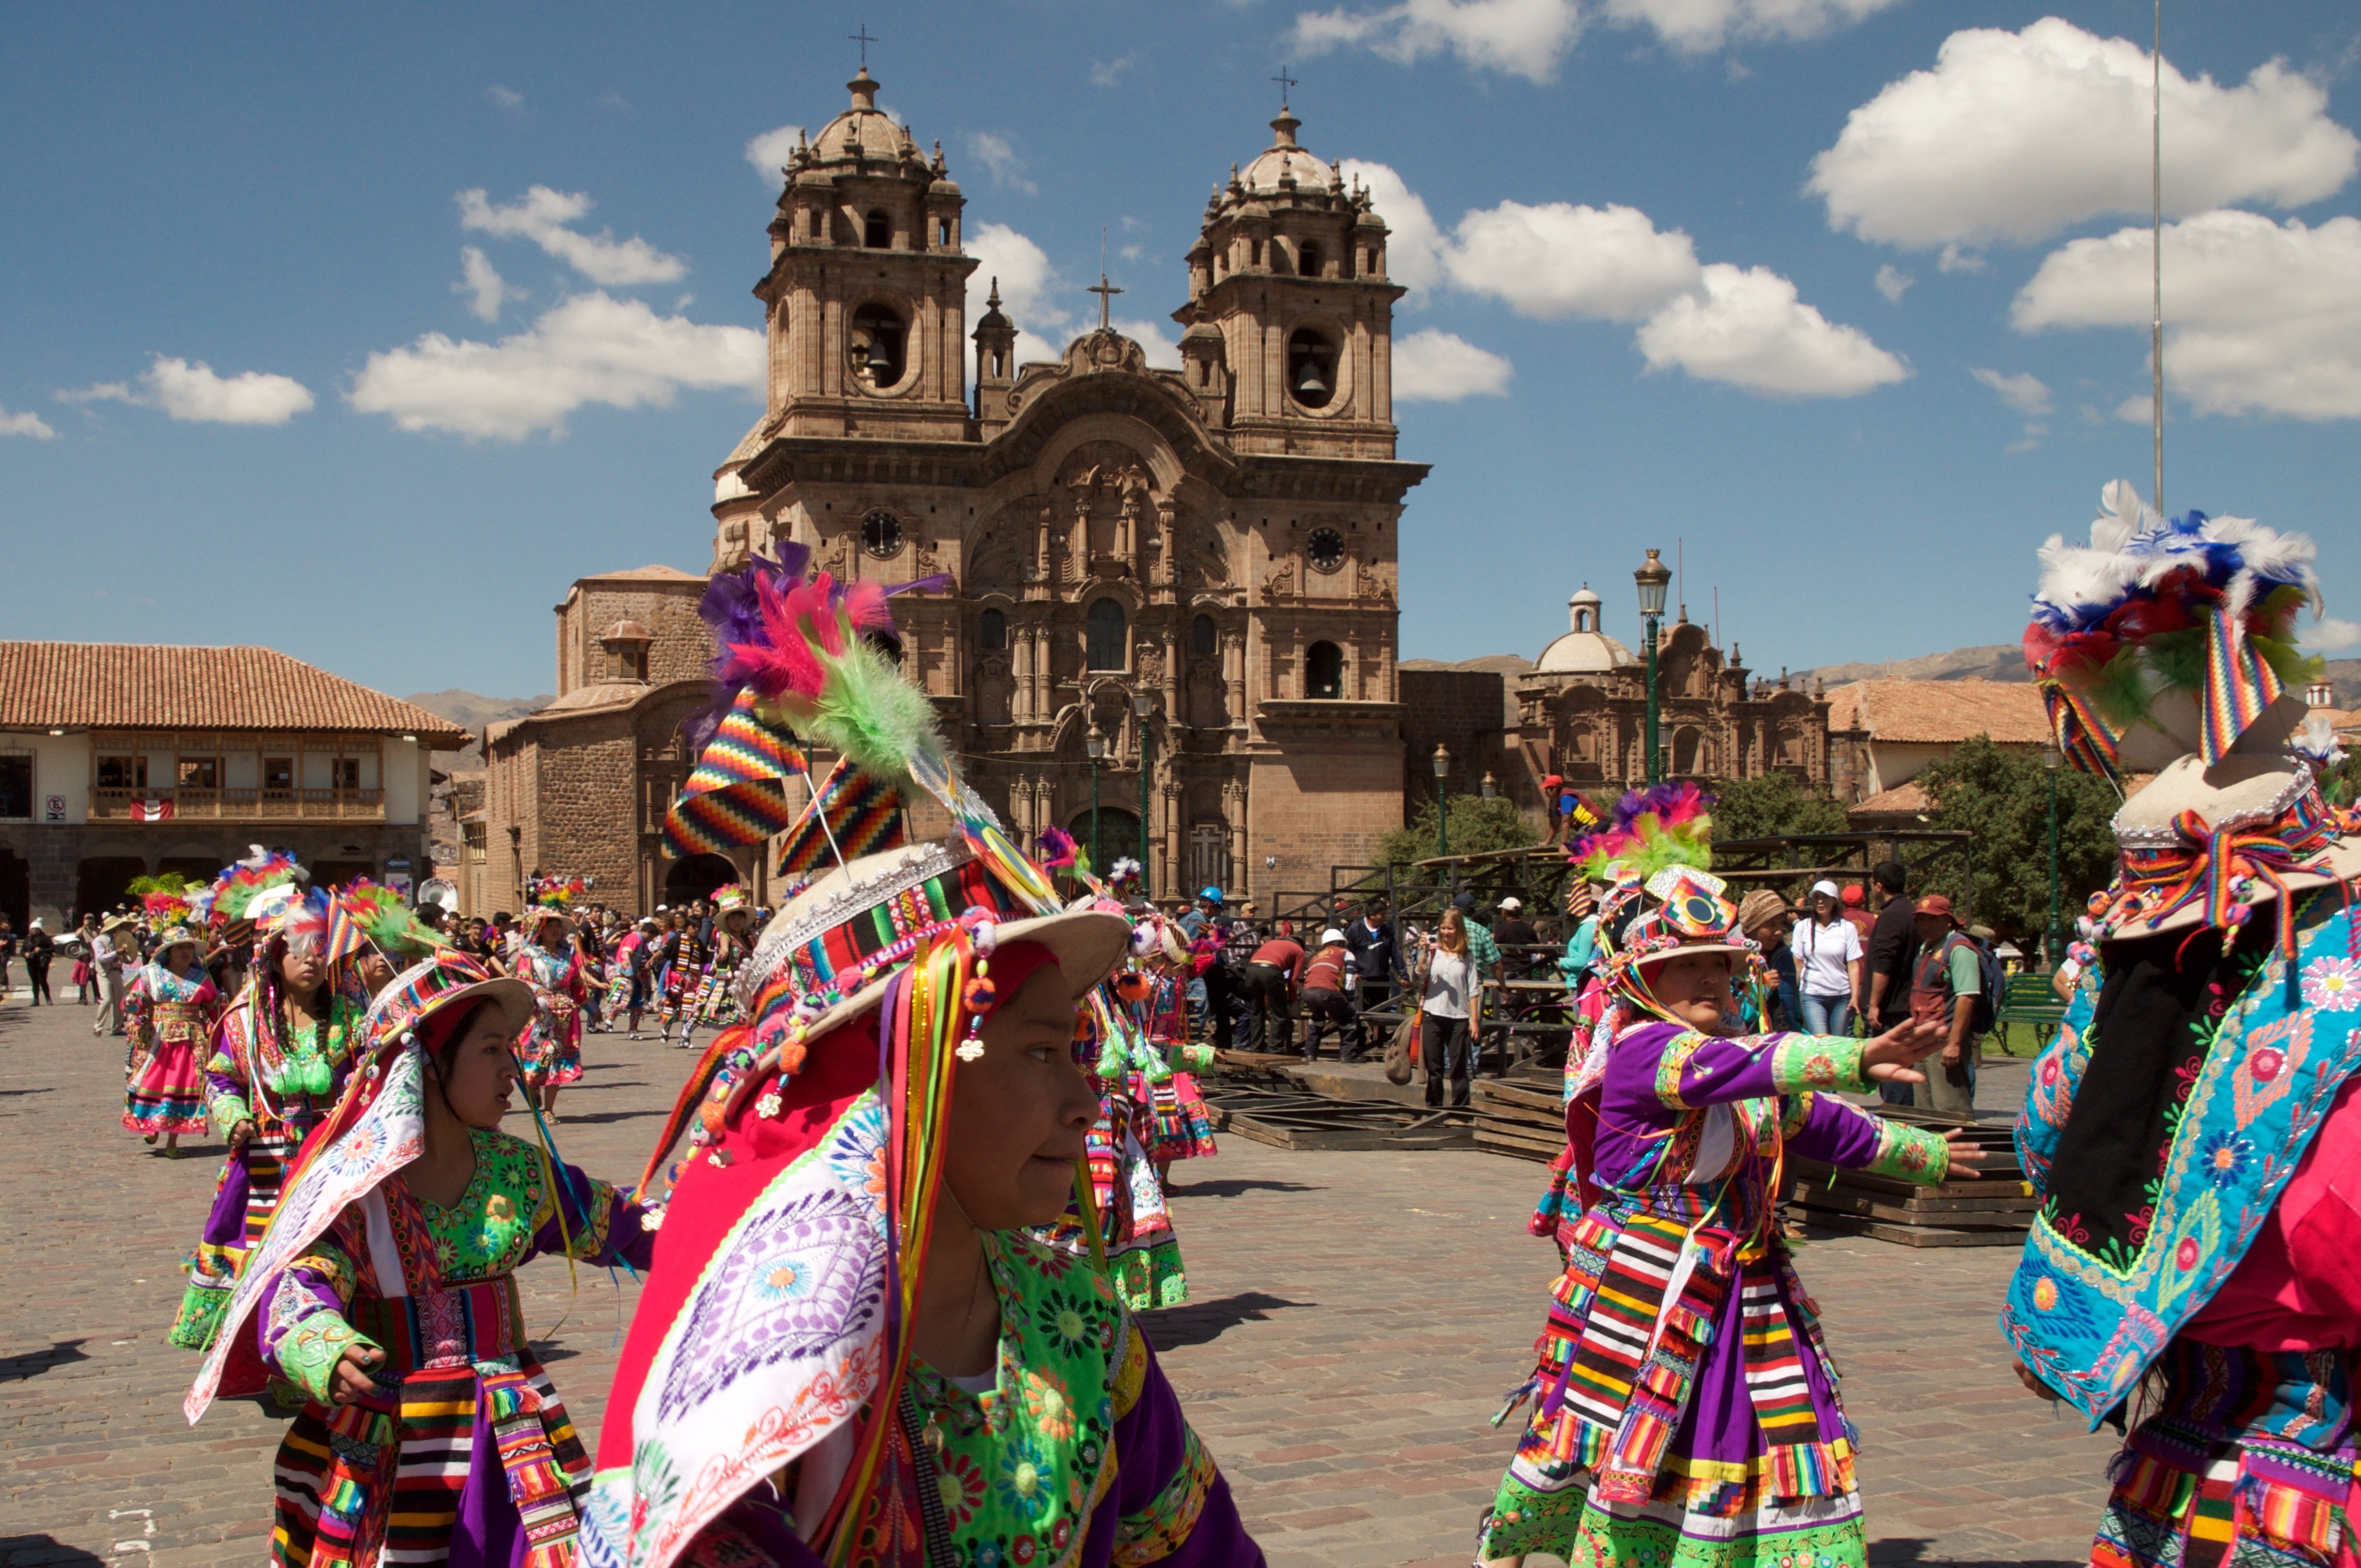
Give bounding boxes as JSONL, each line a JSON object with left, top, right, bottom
{"left": 0, "top": 642, "right": 470, "bottom": 744}
{"left": 1824, "top": 679, "right": 2050, "bottom": 745}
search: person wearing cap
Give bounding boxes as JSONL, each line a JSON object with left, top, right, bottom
{"left": 1837, "top": 882, "right": 1874, "bottom": 948}
{"left": 1905, "top": 894, "right": 1981, "bottom": 1118}
{"left": 688, "top": 884, "right": 758, "bottom": 1034}
{"left": 655, "top": 900, "right": 713, "bottom": 1048}
{"left": 2001, "top": 485, "right": 2361, "bottom": 1567}
{"left": 1791, "top": 879, "right": 1865, "bottom": 1039}
{"left": 22, "top": 917, "right": 53, "bottom": 1005}
{"left": 121, "top": 915, "right": 222, "bottom": 1156}
{"left": 1737, "top": 890, "right": 1799, "bottom": 1032}
{"left": 1297, "top": 926, "right": 1359, "bottom": 1063}
{"left": 1478, "top": 851, "right": 1978, "bottom": 1568}
{"left": 92, "top": 912, "right": 133, "bottom": 1037}
{"left": 1181, "top": 887, "right": 1243, "bottom": 1049}
{"left": 581, "top": 538, "right": 1261, "bottom": 1568}
{"left": 1342, "top": 899, "right": 1405, "bottom": 1057}
{"left": 513, "top": 887, "right": 590, "bottom": 1118}
{"left": 172, "top": 875, "right": 366, "bottom": 1353}
{"left": 182, "top": 950, "right": 658, "bottom": 1568}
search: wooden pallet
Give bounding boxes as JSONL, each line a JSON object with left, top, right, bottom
{"left": 1789, "top": 1211, "right": 2031, "bottom": 1247}
{"left": 1470, "top": 1079, "right": 1565, "bottom": 1164}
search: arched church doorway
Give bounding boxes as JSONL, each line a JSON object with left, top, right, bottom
{"left": 664, "top": 854, "right": 738, "bottom": 907}
{"left": 1067, "top": 807, "right": 1142, "bottom": 874}
{"left": 77, "top": 856, "right": 149, "bottom": 919}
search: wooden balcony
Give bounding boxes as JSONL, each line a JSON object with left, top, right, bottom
{"left": 89, "top": 787, "right": 387, "bottom": 821}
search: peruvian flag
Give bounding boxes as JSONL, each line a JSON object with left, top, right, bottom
{"left": 129, "top": 798, "right": 174, "bottom": 822}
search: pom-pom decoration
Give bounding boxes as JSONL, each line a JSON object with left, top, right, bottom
{"left": 1567, "top": 782, "right": 1713, "bottom": 882}
{"left": 208, "top": 847, "right": 309, "bottom": 929}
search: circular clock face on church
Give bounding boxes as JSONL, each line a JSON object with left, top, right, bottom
{"left": 1307, "top": 526, "right": 1347, "bottom": 574}
{"left": 862, "top": 510, "right": 905, "bottom": 559}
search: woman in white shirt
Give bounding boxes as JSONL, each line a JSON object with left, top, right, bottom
{"left": 1790, "top": 878, "right": 1864, "bottom": 1036}
{"left": 1417, "top": 908, "right": 1478, "bottom": 1108}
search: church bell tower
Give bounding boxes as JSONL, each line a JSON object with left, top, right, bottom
{"left": 755, "top": 68, "right": 979, "bottom": 442}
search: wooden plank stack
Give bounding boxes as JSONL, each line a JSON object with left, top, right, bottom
{"left": 1471, "top": 1078, "right": 1567, "bottom": 1163}
{"left": 1782, "top": 1110, "right": 2037, "bottom": 1247}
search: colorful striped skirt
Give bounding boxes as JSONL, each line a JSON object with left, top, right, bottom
{"left": 171, "top": 1137, "right": 293, "bottom": 1350}
{"left": 272, "top": 1278, "right": 590, "bottom": 1568}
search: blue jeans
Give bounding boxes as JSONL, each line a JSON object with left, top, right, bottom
{"left": 1799, "top": 994, "right": 1853, "bottom": 1038}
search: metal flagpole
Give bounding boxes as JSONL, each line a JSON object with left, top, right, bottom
{"left": 2151, "top": 0, "right": 2164, "bottom": 515}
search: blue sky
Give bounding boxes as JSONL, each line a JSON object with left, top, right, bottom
{"left": 4, "top": 1, "right": 2358, "bottom": 699}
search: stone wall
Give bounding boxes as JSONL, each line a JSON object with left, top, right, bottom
{"left": 1398, "top": 669, "right": 1513, "bottom": 813}
{"left": 1247, "top": 738, "right": 1404, "bottom": 906}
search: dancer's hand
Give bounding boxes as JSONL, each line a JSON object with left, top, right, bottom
{"left": 228, "top": 1119, "right": 257, "bottom": 1155}
{"left": 1941, "top": 1128, "right": 1984, "bottom": 1179}
{"left": 328, "top": 1344, "right": 384, "bottom": 1406}
{"left": 2012, "top": 1358, "right": 2058, "bottom": 1403}
{"left": 1859, "top": 1017, "right": 1946, "bottom": 1083}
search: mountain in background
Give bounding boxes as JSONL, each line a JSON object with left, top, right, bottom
{"left": 401, "top": 689, "right": 550, "bottom": 767}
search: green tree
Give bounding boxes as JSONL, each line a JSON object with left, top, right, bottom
{"left": 1915, "top": 737, "right": 2119, "bottom": 944}
{"left": 1372, "top": 796, "right": 1540, "bottom": 879}
{"left": 1708, "top": 773, "right": 1849, "bottom": 841}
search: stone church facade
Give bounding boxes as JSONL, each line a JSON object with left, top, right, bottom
{"left": 478, "top": 71, "right": 1427, "bottom": 913}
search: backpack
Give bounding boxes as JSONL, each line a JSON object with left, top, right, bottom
{"left": 1931, "top": 931, "right": 2002, "bottom": 1036}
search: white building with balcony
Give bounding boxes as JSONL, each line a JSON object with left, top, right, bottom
{"left": 0, "top": 642, "right": 466, "bottom": 930}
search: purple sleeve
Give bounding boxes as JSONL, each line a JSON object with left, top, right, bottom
{"left": 1603, "top": 1020, "right": 1869, "bottom": 1112}
{"left": 1084, "top": 1331, "right": 1263, "bottom": 1567}
{"left": 531, "top": 1160, "right": 659, "bottom": 1272}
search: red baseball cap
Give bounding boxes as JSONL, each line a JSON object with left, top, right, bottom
{"left": 1915, "top": 894, "right": 1959, "bottom": 924}
{"left": 1841, "top": 884, "right": 1865, "bottom": 906}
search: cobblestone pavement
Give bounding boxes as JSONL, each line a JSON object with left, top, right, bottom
{"left": 1, "top": 992, "right": 2113, "bottom": 1568}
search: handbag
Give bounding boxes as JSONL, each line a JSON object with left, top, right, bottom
{"left": 1383, "top": 1012, "right": 1420, "bottom": 1084}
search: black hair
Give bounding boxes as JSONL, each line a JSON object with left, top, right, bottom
{"left": 1871, "top": 861, "right": 1907, "bottom": 894}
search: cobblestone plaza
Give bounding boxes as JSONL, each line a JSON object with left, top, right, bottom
{"left": 1, "top": 999, "right": 2120, "bottom": 1568}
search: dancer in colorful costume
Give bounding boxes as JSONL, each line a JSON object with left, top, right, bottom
{"left": 689, "top": 882, "right": 756, "bottom": 1029}
{"left": 516, "top": 878, "right": 591, "bottom": 1117}
{"left": 584, "top": 544, "right": 1260, "bottom": 1568}
{"left": 183, "top": 949, "right": 656, "bottom": 1568}
{"left": 1476, "top": 788, "right": 1981, "bottom": 1568}
{"left": 1135, "top": 918, "right": 1221, "bottom": 1173}
{"left": 170, "top": 863, "right": 367, "bottom": 1350}
{"left": 122, "top": 896, "right": 223, "bottom": 1155}
{"left": 2002, "top": 483, "right": 2361, "bottom": 1568}
{"left": 655, "top": 908, "right": 710, "bottom": 1047}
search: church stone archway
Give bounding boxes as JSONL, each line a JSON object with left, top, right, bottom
{"left": 664, "top": 853, "right": 738, "bottom": 907}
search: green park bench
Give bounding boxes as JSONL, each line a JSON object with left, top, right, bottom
{"left": 1994, "top": 972, "right": 2068, "bottom": 1057}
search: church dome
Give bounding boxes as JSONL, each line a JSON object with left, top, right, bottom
{"left": 1535, "top": 583, "right": 1635, "bottom": 673}
{"left": 809, "top": 68, "right": 917, "bottom": 167}
{"left": 1240, "top": 108, "right": 1334, "bottom": 194}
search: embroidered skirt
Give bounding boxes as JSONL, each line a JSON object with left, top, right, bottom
{"left": 172, "top": 1137, "right": 294, "bottom": 1349}
{"left": 1142, "top": 1072, "right": 1219, "bottom": 1164}
{"left": 519, "top": 999, "right": 582, "bottom": 1088}
{"left": 125, "top": 1037, "right": 208, "bottom": 1136}
{"left": 2091, "top": 1342, "right": 2353, "bottom": 1568}
{"left": 273, "top": 1280, "right": 590, "bottom": 1568}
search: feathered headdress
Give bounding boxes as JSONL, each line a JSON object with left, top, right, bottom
{"left": 1033, "top": 826, "right": 1080, "bottom": 870}
{"left": 142, "top": 890, "right": 193, "bottom": 926}
{"left": 1567, "top": 782, "right": 1712, "bottom": 882}
{"left": 209, "top": 848, "right": 309, "bottom": 930}
{"left": 527, "top": 874, "right": 587, "bottom": 909}
{"left": 2025, "top": 481, "right": 2323, "bottom": 775}
{"left": 324, "top": 880, "right": 446, "bottom": 967}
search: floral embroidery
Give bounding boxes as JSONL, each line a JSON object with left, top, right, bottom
{"left": 1862, "top": 1121, "right": 1949, "bottom": 1183}
{"left": 1021, "top": 1367, "right": 1077, "bottom": 1440}
{"left": 2302, "top": 956, "right": 2360, "bottom": 1012}
{"left": 1112, "top": 1427, "right": 1216, "bottom": 1567}
{"left": 2196, "top": 1130, "right": 2253, "bottom": 1189}
{"left": 938, "top": 1451, "right": 987, "bottom": 1529}
{"left": 1768, "top": 1033, "right": 1867, "bottom": 1097}
{"left": 1653, "top": 1031, "right": 1708, "bottom": 1109}
{"left": 996, "top": 1433, "right": 1055, "bottom": 1520}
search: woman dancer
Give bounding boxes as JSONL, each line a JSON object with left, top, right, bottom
{"left": 513, "top": 884, "right": 588, "bottom": 1119}
{"left": 1476, "top": 797, "right": 1977, "bottom": 1568}
{"left": 1137, "top": 918, "right": 1219, "bottom": 1177}
{"left": 183, "top": 952, "right": 656, "bottom": 1568}
{"left": 688, "top": 883, "right": 756, "bottom": 1033}
{"left": 169, "top": 880, "right": 365, "bottom": 1351}
{"left": 656, "top": 905, "right": 710, "bottom": 1047}
{"left": 121, "top": 905, "right": 222, "bottom": 1156}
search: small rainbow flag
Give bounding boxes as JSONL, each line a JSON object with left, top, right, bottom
{"left": 776, "top": 758, "right": 906, "bottom": 877}
{"left": 2200, "top": 608, "right": 2284, "bottom": 765}
{"left": 663, "top": 690, "right": 810, "bottom": 858}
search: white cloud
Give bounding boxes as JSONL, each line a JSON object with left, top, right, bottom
{"left": 1090, "top": 54, "right": 1138, "bottom": 87}
{"left": 1445, "top": 201, "right": 1702, "bottom": 320}
{"left": 1110, "top": 319, "right": 1184, "bottom": 370}
{"left": 1809, "top": 19, "right": 2360, "bottom": 251}
{"left": 0, "top": 406, "right": 56, "bottom": 439}
{"left": 347, "top": 292, "right": 761, "bottom": 440}
{"left": 2014, "top": 210, "right": 2361, "bottom": 421}
{"left": 487, "top": 85, "right": 524, "bottom": 111}
{"left": 1969, "top": 366, "right": 2051, "bottom": 416}
{"left": 456, "top": 247, "right": 510, "bottom": 322}
{"left": 743, "top": 124, "right": 805, "bottom": 183}
{"left": 967, "top": 222, "right": 1077, "bottom": 373}
{"left": 1290, "top": 0, "right": 1584, "bottom": 85}
{"left": 2301, "top": 615, "right": 2361, "bottom": 653}
{"left": 1599, "top": 0, "right": 1899, "bottom": 54}
{"left": 1339, "top": 160, "right": 1447, "bottom": 294}
{"left": 457, "top": 187, "right": 686, "bottom": 286}
{"left": 964, "top": 132, "right": 1037, "bottom": 194}
{"left": 1393, "top": 328, "right": 1513, "bottom": 400}
{"left": 1873, "top": 263, "right": 1913, "bottom": 304}
{"left": 1635, "top": 264, "right": 1909, "bottom": 397}
{"left": 61, "top": 356, "right": 314, "bottom": 424}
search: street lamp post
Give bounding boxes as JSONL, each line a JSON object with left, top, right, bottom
{"left": 2044, "top": 743, "right": 2064, "bottom": 971}
{"left": 1085, "top": 725, "right": 1105, "bottom": 873}
{"left": 1432, "top": 744, "right": 1451, "bottom": 860}
{"left": 1634, "top": 549, "right": 1672, "bottom": 785}
{"left": 1133, "top": 688, "right": 1155, "bottom": 898}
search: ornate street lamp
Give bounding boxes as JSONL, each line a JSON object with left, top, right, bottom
{"left": 1085, "top": 724, "right": 1105, "bottom": 873}
{"left": 1431, "top": 744, "right": 1451, "bottom": 859}
{"left": 1132, "top": 688, "right": 1155, "bottom": 897}
{"left": 1634, "top": 549, "right": 1672, "bottom": 784}
{"left": 2044, "top": 742, "right": 2064, "bottom": 970}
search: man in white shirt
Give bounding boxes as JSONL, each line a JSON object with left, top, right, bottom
{"left": 1789, "top": 879, "right": 1865, "bottom": 1037}
{"left": 90, "top": 917, "right": 129, "bottom": 1037}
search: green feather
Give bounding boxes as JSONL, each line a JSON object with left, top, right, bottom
{"left": 805, "top": 640, "right": 945, "bottom": 789}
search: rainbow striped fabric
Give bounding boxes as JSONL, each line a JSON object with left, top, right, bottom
{"left": 662, "top": 690, "right": 810, "bottom": 858}
{"left": 2200, "top": 607, "right": 2286, "bottom": 765}
{"left": 774, "top": 758, "right": 906, "bottom": 877}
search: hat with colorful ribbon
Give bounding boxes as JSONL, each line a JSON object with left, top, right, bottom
{"left": 205, "top": 848, "right": 309, "bottom": 942}
{"left": 2026, "top": 481, "right": 2360, "bottom": 953}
